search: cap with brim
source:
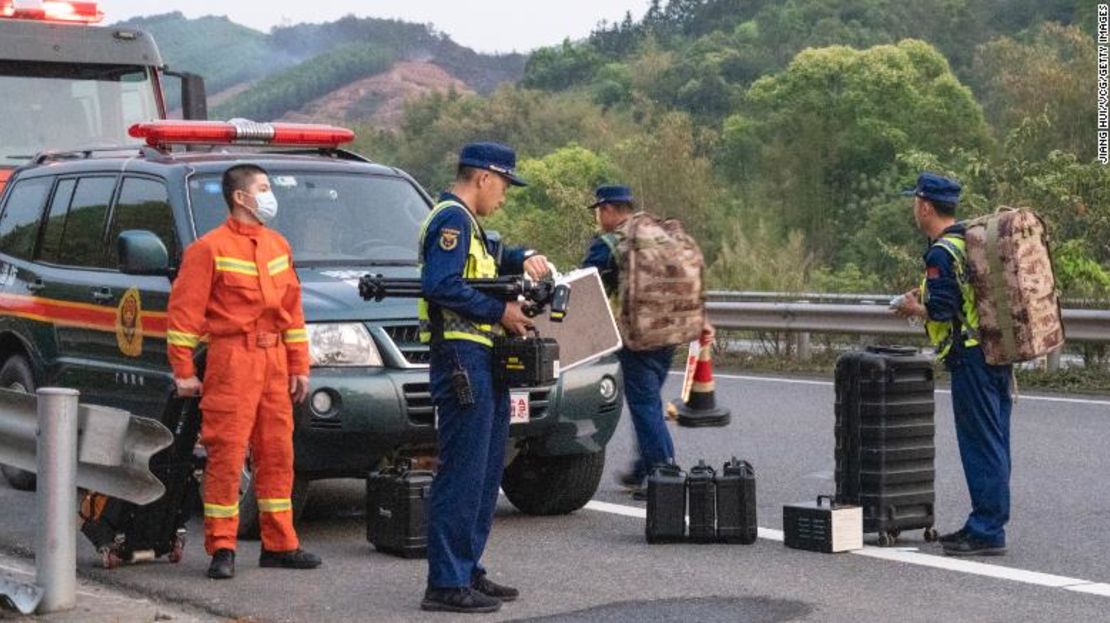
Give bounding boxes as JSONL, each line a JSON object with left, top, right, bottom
{"left": 587, "top": 184, "right": 635, "bottom": 209}
{"left": 901, "top": 172, "right": 962, "bottom": 204}
{"left": 457, "top": 141, "right": 528, "bottom": 187}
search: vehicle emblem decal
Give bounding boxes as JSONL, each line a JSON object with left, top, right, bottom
{"left": 116, "top": 287, "right": 143, "bottom": 357}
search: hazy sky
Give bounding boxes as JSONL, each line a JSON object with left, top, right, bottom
{"left": 101, "top": 1, "right": 653, "bottom": 53}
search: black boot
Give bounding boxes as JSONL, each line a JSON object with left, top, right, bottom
{"left": 259, "top": 548, "right": 322, "bottom": 569}
{"left": 421, "top": 587, "right": 502, "bottom": 613}
{"left": 942, "top": 535, "right": 1007, "bottom": 557}
{"left": 937, "top": 528, "right": 968, "bottom": 545}
{"left": 207, "top": 549, "right": 235, "bottom": 580}
{"left": 472, "top": 571, "right": 519, "bottom": 602}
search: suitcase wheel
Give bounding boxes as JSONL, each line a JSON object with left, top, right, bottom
{"left": 168, "top": 534, "right": 186, "bottom": 564}
{"left": 101, "top": 548, "right": 124, "bottom": 570}
{"left": 877, "top": 532, "right": 897, "bottom": 547}
{"left": 923, "top": 527, "right": 939, "bottom": 543}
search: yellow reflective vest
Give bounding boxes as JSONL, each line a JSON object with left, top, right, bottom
{"left": 921, "top": 233, "right": 980, "bottom": 362}
{"left": 417, "top": 200, "right": 502, "bottom": 347}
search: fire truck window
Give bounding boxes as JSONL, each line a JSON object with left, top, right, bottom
{"left": 0, "top": 177, "right": 51, "bottom": 261}
{"left": 108, "top": 177, "right": 178, "bottom": 268}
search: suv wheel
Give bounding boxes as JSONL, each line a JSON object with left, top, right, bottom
{"left": 501, "top": 448, "right": 605, "bottom": 516}
{"left": 0, "top": 356, "right": 37, "bottom": 492}
{"left": 236, "top": 457, "right": 311, "bottom": 540}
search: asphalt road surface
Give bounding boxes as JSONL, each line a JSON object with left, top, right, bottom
{"left": 1, "top": 370, "right": 1108, "bottom": 622}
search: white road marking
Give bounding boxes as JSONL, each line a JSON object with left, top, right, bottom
{"left": 585, "top": 499, "right": 1109, "bottom": 597}
{"left": 669, "top": 371, "right": 1110, "bottom": 407}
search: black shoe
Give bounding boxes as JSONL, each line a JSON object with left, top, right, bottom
{"left": 943, "top": 535, "right": 1007, "bottom": 557}
{"left": 421, "top": 587, "right": 502, "bottom": 613}
{"left": 207, "top": 549, "right": 235, "bottom": 580}
{"left": 616, "top": 469, "right": 643, "bottom": 490}
{"left": 938, "top": 528, "right": 968, "bottom": 545}
{"left": 472, "top": 572, "right": 519, "bottom": 602}
{"left": 631, "top": 485, "right": 647, "bottom": 501}
{"left": 259, "top": 548, "right": 322, "bottom": 569}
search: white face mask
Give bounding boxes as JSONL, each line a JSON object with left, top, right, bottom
{"left": 252, "top": 190, "right": 278, "bottom": 223}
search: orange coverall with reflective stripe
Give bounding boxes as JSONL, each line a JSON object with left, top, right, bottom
{"left": 167, "top": 217, "right": 309, "bottom": 554}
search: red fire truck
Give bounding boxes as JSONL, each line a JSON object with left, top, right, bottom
{"left": 0, "top": 0, "right": 206, "bottom": 193}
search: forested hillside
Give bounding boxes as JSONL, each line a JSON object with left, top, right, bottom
{"left": 114, "top": 12, "right": 526, "bottom": 125}
{"left": 350, "top": 0, "right": 1106, "bottom": 301}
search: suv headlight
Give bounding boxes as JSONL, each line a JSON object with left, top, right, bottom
{"left": 306, "top": 323, "right": 382, "bottom": 367}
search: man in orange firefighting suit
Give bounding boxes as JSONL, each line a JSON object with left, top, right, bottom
{"left": 167, "top": 164, "right": 322, "bottom": 579}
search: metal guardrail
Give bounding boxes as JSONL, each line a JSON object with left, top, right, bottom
{"left": 705, "top": 301, "right": 1110, "bottom": 344}
{"left": 0, "top": 388, "right": 172, "bottom": 614}
{"left": 706, "top": 290, "right": 1110, "bottom": 309}
{"left": 0, "top": 389, "right": 172, "bottom": 505}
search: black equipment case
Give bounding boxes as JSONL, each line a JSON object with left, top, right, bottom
{"left": 492, "top": 335, "right": 560, "bottom": 388}
{"left": 834, "top": 346, "right": 939, "bottom": 546}
{"left": 80, "top": 396, "right": 202, "bottom": 568}
{"left": 686, "top": 461, "right": 717, "bottom": 543}
{"left": 366, "top": 459, "right": 434, "bottom": 558}
{"left": 716, "top": 458, "right": 757, "bottom": 544}
{"left": 645, "top": 462, "right": 686, "bottom": 543}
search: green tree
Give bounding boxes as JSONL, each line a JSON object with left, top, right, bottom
{"left": 728, "top": 39, "right": 991, "bottom": 258}
{"left": 609, "top": 112, "right": 726, "bottom": 260}
{"left": 485, "top": 146, "right": 617, "bottom": 270}
{"left": 971, "top": 23, "right": 1095, "bottom": 160}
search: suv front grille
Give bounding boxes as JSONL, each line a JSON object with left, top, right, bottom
{"left": 402, "top": 383, "right": 552, "bottom": 426}
{"left": 382, "top": 324, "right": 430, "bottom": 365}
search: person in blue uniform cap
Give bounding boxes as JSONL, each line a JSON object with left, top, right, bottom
{"left": 892, "top": 171, "right": 1012, "bottom": 556}
{"left": 419, "top": 141, "right": 552, "bottom": 613}
{"left": 581, "top": 184, "right": 713, "bottom": 499}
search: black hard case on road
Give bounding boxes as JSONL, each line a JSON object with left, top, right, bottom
{"left": 80, "top": 396, "right": 202, "bottom": 567}
{"left": 716, "top": 458, "right": 757, "bottom": 544}
{"left": 834, "top": 346, "right": 938, "bottom": 546}
{"left": 366, "top": 460, "right": 433, "bottom": 558}
{"left": 645, "top": 463, "right": 687, "bottom": 543}
{"left": 686, "top": 461, "right": 717, "bottom": 543}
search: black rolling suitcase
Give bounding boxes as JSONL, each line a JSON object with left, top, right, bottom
{"left": 835, "top": 346, "right": 939, "bottom": 546}
{"left": 366, "top": 459, "right": 433, "bottom": 558}
{"left": 80, "top": 395, "right": 203, "bottom": 568}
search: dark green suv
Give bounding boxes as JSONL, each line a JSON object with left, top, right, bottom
{"left": 0, "top": 145, "right": 622, "bottom": 534}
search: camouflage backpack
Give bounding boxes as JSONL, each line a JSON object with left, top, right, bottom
{"left": 962, "top": 207, "right": 1064, "bottom": 365}
{"left": 603, "top": 212, "right": 705, "bottom": 351}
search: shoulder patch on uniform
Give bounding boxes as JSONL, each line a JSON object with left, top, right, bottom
{"left": 926, "top": 266, "right": 941, "bottom": 279}
{"left": 439, "top": 227, "right": 461, "bottom": 251}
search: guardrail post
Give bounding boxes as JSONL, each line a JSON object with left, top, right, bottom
{"left": 35, "top": 388, "right": 79, "bottom": 613}
{"left": 794, "top": 332, "right": 812, "bottom": 361}
{"left": 1046, "top": 348, "right": 1062, "bottom": 373}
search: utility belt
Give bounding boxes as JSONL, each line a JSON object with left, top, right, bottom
{"left": 209, "top": 330, "right": 283, "bottom": 349}
{"left": 428, "top": 304, "right": 560, "bottom": 406}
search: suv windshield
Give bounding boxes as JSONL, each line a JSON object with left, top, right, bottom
{"left": 0, "top": 62, "right": 159, "bottom": 167}
{"left": 188, "top": 171, "right": 429, "bottom": 265}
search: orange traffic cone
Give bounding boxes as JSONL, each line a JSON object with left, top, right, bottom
{"left": 671, "top": 338, "right": 730, "bottom": 428}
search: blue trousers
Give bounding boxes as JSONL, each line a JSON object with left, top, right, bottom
{"left": 618, "top": 347, "right": 676, "bottom": 480}
{"left": 426, "top": 340, "right": 509, "bottom": 588}
{"left": 948, "top": 346, "right": 1012, "bottom": 546}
